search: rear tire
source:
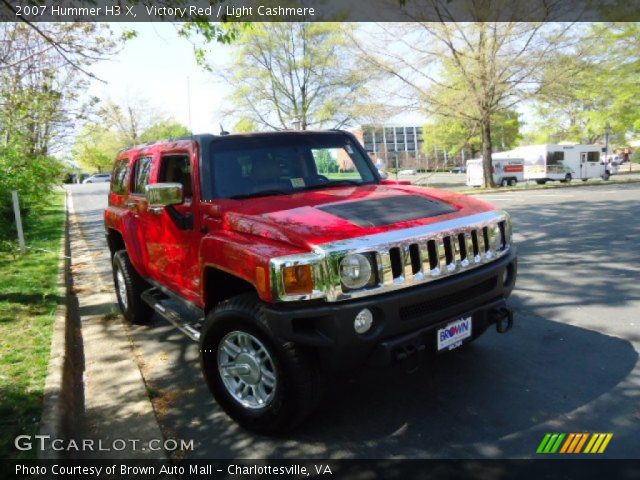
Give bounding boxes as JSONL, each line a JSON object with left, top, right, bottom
{"left": 602, "top": 171, "right": 610, "bottom": 181}
{"left": 112, "top": 250, "right": 152, "bottom": 324}
{"left": 199, "top": 293, "right": 324, "bottom": 434}
{"left": 562, "top": 173, "right": 572, "bottom": 183}
{"left": 508, "top": 178, "right": 517, "bottom": 186}
{"left": 500, "top": 178, "right": 509, "bottom": 187}
{"left": 536, "top": 180, "right": 547, "bottom": 185}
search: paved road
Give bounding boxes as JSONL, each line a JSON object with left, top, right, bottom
{"left": 66, "top": 183, "right": 640, "bottom": 459}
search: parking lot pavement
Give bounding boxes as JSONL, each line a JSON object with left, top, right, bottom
{"left": 68, "top": 183, "right": 640, "bottom": 459}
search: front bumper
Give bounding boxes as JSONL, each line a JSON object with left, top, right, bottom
{"left": 263, "top": 247, "right": 517, "bottom": 370}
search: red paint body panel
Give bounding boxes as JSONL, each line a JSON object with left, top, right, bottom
{"left": 104, "top": 137, "right": 499, "bottom": 308}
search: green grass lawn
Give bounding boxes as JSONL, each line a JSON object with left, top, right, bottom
{"left": 0, "top": 191, "right": 65, "bottom": 459}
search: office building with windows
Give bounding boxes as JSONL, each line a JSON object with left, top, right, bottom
{"left": 348, "top": 124, "right": 426, "bottom": 170}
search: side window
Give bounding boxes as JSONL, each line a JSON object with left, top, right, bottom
{"left": 132, "top": 157, "right": 152, "bottom": 195}
{"left": 111, "top": 160, "right": 129, "bottom": 194}
{"left": 587, "top": 151, "right": 600, "bottom": 163}
{"left": 159, "top": 155, "right": 192, "bottom": 198}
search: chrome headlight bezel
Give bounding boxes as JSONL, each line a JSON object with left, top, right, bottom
{"left": 338, "top": 253, "right": 376, "bottom": 291}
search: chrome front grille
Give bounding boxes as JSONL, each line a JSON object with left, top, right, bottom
{"left": 321, "top": 210, "right": 512, "bottom": 302}
{"left": 270, "top": 210, "right": 513, "bottom": 303}
{"left": 376, "top": 224, "right": 505, "bottom": 286}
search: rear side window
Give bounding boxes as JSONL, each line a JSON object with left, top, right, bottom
{"left": 159, "top": 155, "right": 192, "bottom": 198}
{"left": 132, "top": 157, "right": 152, "bottom": 194}
{"left": 111, "top": 160, "right": 129, "bottom": 194}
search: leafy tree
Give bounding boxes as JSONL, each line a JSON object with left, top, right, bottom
{"left": 313, "top": 150, "right": 339, "bottom": 174}
{"left": 96, "top": 98, "right": 168, "bottom": 146}
{"left": 0, "top": 23, "right": 116, "bottom": 224}
{"left": 359, "top": 19, "right": 572, "bottom": 187}
{"left": 72, "top": 124, "right": 124, "bottom": 173}
{"left": 221, "top": 23, "right": 381, "bottom": 130}
{"left": 233, "top": 117, "right": 258, "bottom": 133}
{"left": 531, "top": 23, "right": 640, "bottom": 145}
{"left": 423, "top": 111, "right": 521, "bottom": 160}
{"left": 139, "top": 120, "right": 190, "bottom": 142}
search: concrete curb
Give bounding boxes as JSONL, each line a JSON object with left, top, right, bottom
{"left": 457, "top": 178, "right": 640, "bottom": 195}
{"left": 38, "top": 190, "right": 77, "bottom": 460}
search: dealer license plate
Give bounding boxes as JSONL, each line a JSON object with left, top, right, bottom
{"left": 437, "top": 317, "right": 472, "bottom": 351}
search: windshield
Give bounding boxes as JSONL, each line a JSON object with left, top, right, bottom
{"left": 210, "top": 134, "right": 378, "bottom": 199}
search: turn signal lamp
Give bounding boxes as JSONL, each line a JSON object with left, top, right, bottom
{"left": 282, "top": 265, "right": 314, "bottom": 295}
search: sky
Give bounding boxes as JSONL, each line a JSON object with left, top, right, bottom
{"left": 85, "top": 23, "right": 428, "bottom": 136}
{"left": 87, "top": 23, "right": 234, "bottom": 134}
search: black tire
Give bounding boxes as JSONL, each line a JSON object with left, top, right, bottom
{"left": 199, "top": 293, "right": 324, "bottom": 434}
{"left": 500, "top": 178, "right": 509, "bottom": 187}
{"left": 112, "top": 250, "right": 152, "bottom": 324}
{"left": 562, "top": 173, "right": 572, "bottom": 183}
{"left": 508, "top": 178, "right": 517, "bottom": 187}
{"left": 602, "top": 171, "right": 610, "bottom": 181}
{"left": 536, "top": 180, "right": 547, "bottom": 185}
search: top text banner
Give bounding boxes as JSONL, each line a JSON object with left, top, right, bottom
{"left": 2, "top": 0, "right": 639, "bottom": 22}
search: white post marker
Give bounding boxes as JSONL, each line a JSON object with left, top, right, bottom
{"left": 11, "top": 190, "right": 26, "bottom": 253}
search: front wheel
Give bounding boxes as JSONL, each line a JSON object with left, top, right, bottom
{"left": 508, "top": 178, "right": 517, "bottom": 187}
{"left": 500, "top": 178, "right": 509, "bottom": 187}
{"left": 112, "top": 250, "right": 152, "bottom": 324}
{"left": 562, "top": 173, "right": 572, "bottom": 183}
{"left": 200, "top": 294, "right": 324, "bottom": 434}
{"left": 536, "top": 180, "right": 547, "bottom": 185}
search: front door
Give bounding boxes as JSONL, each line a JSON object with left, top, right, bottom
{"left": 139, "top": 152, "right": 201, "bottom": 303}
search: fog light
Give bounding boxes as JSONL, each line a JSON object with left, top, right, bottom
{"left": 354, "top": 308, "right": 373, "bottom": 334}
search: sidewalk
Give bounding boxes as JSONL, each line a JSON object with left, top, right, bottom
{"left": 41, "top": 190, "right": 166, "bottom": 460}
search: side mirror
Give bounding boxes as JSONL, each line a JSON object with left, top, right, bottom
{"left": 145, "top": 183, "right": 183, "bottom": 207}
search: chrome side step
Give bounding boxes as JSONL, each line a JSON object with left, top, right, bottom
{"left": 141, "top": 288, "right": 202, "bottom": 342}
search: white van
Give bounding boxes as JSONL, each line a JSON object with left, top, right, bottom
{"left": 466, "top": 157, "right": 524, "bottom": 187}
{"left": 501, "top": 144, "right": 610, "bottom": 184}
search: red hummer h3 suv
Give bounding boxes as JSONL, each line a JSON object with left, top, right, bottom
{"left": 104, "top": 131, "right": 517, "bottom": 433}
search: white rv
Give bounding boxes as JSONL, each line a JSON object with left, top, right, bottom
{"left": 493, "top": 144, "right": 610, "bottom": 184}
{"left": 466, "top": 156, "right": 525, "bottom": 187}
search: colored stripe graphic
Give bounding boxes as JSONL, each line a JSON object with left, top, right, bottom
{"left": 537, "top": 433, "right": 565, "bottom": 453}
{"left": 538, "top": 433, "right": 613, "bottom": 454}
{"left": 584, "top": 433, "right": 614, "bottom": 454}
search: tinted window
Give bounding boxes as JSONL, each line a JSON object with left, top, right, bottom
{"left": 132, "top": 157, "right": 152, "bottom": 194}
{"left": 111, "top": 160, "right": 129, "bottom": 194}
{"left": 159, "top": 155, "right": 192, "bottom": 198}
{"left": 209, "top": 135, "right": 377, "bottom": 199}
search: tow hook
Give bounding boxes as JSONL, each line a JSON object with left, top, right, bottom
{"left": 493, "top": 306, "right": 514, "bottom": 333}
{"left": 395, "top": 341, "right": 425, "bottom": 373}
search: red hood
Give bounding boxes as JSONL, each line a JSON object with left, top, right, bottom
{"left": 219, "top": 184, "right": 496, "bottom": 250}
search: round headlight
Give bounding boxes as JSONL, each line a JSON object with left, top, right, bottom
{"left": 339, "top": 253, "right": 372, "bottom": 290}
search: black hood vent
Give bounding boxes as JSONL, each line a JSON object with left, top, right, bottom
{"left": 318, "top": 195, "right": 456, "bottom": 227}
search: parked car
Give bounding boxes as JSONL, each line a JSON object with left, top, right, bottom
{"left": 398, "top": 169, "right": 417, "bottom": 175}
{"left": 83, "top": 173, "right": 111, "bottom": 184}
{"left": 105, "top": 131, "right": 517, "bottom": 434}
{"left": 450, "top": 166, "right": 467, "bottom": 174}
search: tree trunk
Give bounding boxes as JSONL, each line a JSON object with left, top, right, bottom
{"left": 481, "top": 118, "right": 496, "bottom": 188}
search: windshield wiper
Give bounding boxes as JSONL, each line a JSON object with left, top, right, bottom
{"left": 229, "top": 189, "right": 290, "bottom": 200}
{"left": 304, "top": 179, "right": 362, "bottom": 190}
